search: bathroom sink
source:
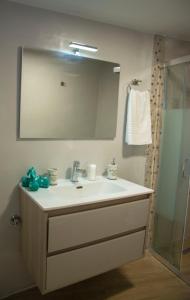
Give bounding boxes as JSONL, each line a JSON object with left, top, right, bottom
{"left": 21, "top": 176, "right": 153, "bottom": 211}
{"left": 50, "top": 181, "right": 126, "bottom": 199}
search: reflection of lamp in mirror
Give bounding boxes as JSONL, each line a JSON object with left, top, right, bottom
{"left": 113, "top": 66, "right": 120, "bottom": 73}
{"left": 69, "top": 42, "right": 98, "bottom": 53}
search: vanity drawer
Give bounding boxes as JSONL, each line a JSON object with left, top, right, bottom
{"left": 48, "top": 199, "right": 149, "bottom": 253}
{"left": 46, "top": 230, "right": 145, "bottom": 291}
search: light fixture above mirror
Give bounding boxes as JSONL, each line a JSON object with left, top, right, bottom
{"left": 69, "top": 42, "right": 98, "bottom": 53}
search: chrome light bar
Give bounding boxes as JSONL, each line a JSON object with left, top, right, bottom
{"left": 69, "top": 42, "right": 98, "bottom": 53}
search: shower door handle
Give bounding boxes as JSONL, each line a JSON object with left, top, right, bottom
{"left": 182, "top": 158, "right": 190, "bottom": 178}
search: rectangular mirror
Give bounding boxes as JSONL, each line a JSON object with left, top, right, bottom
{"left": 19, "top": 48, "right": 120, "bottom": 139}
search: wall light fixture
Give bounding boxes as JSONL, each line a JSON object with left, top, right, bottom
{"left": 69, "top": 42, "right": 98, "bottom": 53}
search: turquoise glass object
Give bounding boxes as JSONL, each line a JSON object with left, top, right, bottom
{"left": 38, "top": 176, "right": 50, "bottom": 188}
{"left": 21, "top": 176, "right": 30, "bottom": 188}
{"left": 27, "top": 167, "right": 37, "bottom": 180}
{"left": 29, "top": 179, "right": 39, "bottom": 191}
{"left": 21, "top": 167, "right": 49, "bottom": 191}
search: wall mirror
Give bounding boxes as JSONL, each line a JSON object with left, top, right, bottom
{"left": 19, "top": 47, "right": 120, "bottom": 139}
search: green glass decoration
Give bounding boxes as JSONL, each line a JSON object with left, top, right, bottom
{"left": 21, "top": 167, "right": 50, "bottom": 191}
{"left": 27, "top": 167, "right": 37, "bottom": 180}
{"left": 38, "top": 176, "right": 50, "bottom": 188}
{"left": 21, "top": 176, "right": 30, "bottom": 188}
{"left": 29, "top": 179, "right": 39, "bottom": 191}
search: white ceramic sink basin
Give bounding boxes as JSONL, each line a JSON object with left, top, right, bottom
{"left": 50, "top": 181, "right": 126, "bottom": 199}
{"left": 21, "top": 176, "right": 153, "bottom": 211}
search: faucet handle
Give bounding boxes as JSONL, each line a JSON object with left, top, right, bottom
{"left": 73, "top": 160, "right": 80, "bottom": 168}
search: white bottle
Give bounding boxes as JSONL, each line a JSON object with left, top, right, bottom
{"left": 87, "top": 164, "right": 96, "bottom": 181}
{"left": 107, "top": 158, "right": 117, "bottom": 180}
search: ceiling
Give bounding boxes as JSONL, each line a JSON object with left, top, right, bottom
{"left": 8, "top": 0, "right": 190, "bottom": 41}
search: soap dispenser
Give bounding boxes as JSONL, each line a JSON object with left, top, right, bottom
{"left": 107, "top": 158, "right": 117, "bottom": 180}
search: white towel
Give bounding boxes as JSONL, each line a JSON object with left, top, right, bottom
{"left": 125, "top": 89, "right": 152, "bottom": 145}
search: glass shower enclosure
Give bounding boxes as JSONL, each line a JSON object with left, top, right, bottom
{"left": 152, "top": 57, "right": 190, "bottom": 282}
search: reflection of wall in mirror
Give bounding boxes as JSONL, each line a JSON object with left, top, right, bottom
{"left": 95, "top": 62, "right": 119, "bottom": 139}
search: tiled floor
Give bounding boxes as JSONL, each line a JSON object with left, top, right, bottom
{"left": 6, "top": 254, "right": 190, "bottom": 300}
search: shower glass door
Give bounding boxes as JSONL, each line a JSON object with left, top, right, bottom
{"left": 152, "top": 62, "right": 190, "bottom": 271}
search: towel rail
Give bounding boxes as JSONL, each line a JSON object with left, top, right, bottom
{"left": 128, "top": 79, "right": 142, "bottom": 92}
{"left": 131, "top": 79, "right": 142, "bottom": 86}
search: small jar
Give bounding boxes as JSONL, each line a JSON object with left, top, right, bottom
{"left": 48, "top": 168, "right": 58, "bottom": 185}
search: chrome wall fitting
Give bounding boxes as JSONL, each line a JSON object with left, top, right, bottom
{"left": 10, "top": 215, "right": 22, "bottom": 226}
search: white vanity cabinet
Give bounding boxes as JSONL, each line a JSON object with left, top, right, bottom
{"left": 20, "top": 180, "right": 152, "bottom": 294}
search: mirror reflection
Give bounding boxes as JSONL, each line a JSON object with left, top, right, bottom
{"left": 20, "top": 48, "right": 120, "bottom": 139}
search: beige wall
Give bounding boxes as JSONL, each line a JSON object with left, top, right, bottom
{"left": 0, "top": 0, "right": 153, "bottom": 297}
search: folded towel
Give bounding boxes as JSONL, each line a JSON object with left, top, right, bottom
{"left": 125, "top": 89, "right": 152, "bottom": 145}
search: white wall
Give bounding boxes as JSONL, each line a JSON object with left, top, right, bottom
{"left": 0, "top": 0, "right": 153, "bottom": 297}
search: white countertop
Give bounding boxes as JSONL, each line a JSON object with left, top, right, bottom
{"left": 20, "top": 176, "right": 153, "bottom": 211}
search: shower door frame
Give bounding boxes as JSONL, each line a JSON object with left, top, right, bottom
{"left": 150, "top": 55, "right": 190, "bottom": 285}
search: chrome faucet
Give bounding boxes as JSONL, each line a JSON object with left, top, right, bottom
{"left": 71, "top": 160, "right": 85, "bottom": 182}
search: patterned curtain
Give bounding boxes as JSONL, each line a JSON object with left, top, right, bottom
{"left": 145, "top": 35, "right": 165, "bottom": 247}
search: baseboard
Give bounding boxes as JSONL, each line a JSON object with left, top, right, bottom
{"left": 0, "top": 284, "right": 36, "bottom": 300}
